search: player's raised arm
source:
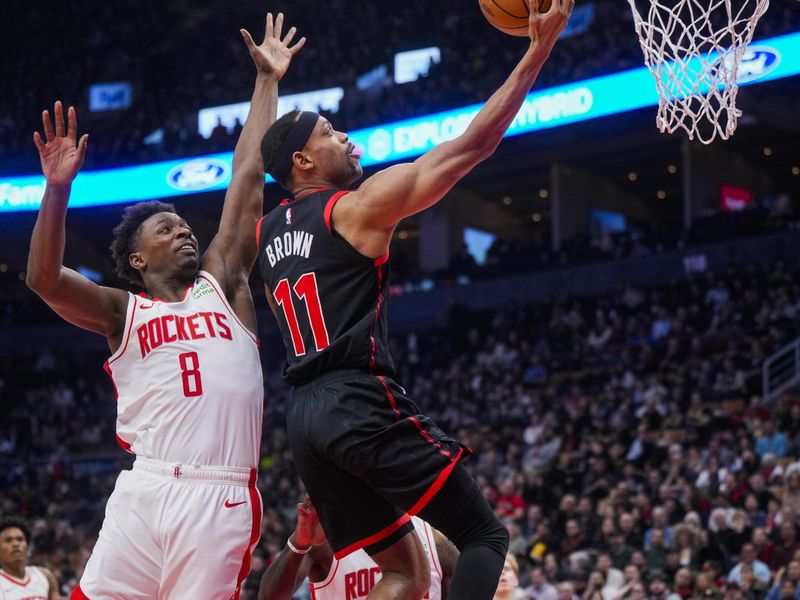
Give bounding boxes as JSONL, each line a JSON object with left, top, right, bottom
{"left": 26, "top": 102, "right": 128, "bottom": 346}
{"left": 338, "top": 0, "right": 573, "bottom": 238}
{"left": 203, "top": 13, "right": 305, "bottom": 300}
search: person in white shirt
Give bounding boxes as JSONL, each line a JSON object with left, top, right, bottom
{"left": 0, "top": 518, "right": 63, "bottom": 600}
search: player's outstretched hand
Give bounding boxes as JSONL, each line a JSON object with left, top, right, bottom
{"left": 240, "top": 12, "right": 306, "bottom": 81}
{"left": 528, "top": 0, "right": 574, "bottom": 55}
{"left": 33, "top": 101, "right": 88, "bottom": 187}
{"left": 292, "top": 496, "right": 327, "bottom": 548}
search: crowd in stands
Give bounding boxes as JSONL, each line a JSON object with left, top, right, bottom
{"left": 3, "top": 255, "right": 800, "bottom": 598}
{"left": 2, "top": 0, "right": 798, "bottom": 173}
{"left": 442, "top": 203, "right": 799, "bottom": 284}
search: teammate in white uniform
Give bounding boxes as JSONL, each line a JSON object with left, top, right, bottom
{"left": 25, "top": 14, "right": 305, "bottom": 600}
{"left": 259, "top": 499, "right": 459, "bottom": 600}
{"left": 0, "top": 518, "right": 62, "bottom": 600}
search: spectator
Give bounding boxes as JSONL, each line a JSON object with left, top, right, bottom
{"left": 644, "top": 507, "right": 673, "bottom": 549}
{"left": 672, "top": 524, "right": 699, "bottom": 570}
{"left": 728, "top": 543, "right": 772, "bottom": 587}
{"left": 756, "top": 421, "right": 788, "bottom": 459}
{"left": 494, "top": 554, "right": 526, "bottom": 600}
{"left": 496, "top": 477, "right": 526, "bottom": 521}
{"left": 783, "top": 472, "right": 800, "bottom": 517}
{"left": 597, "top": 552, "right": 625, "bottom": 598}
{"left": 525, "top": 566, "right": 559, "bottom": 600}
{"left": 773, "top": 523, "right": 800, "bottom": 571}
{"left": 646, "top": 528, "right": 669, "bottom": 571}
{"left": 669, "top": 567, "right": 694, "bottom": 600}
{"left": 764, "top": 560, "right": 800, "bottom": 600}
{"left": 753, "top": 527, "right": 777, "bottom": 567}
{"left": 648, "top": 570, "right": 672, "bottom": 600}
{"left": 557, "top": 581, "right": 580, "bottom": 600}
{"left": 559, "top": 519, "right": 587, "bottom": 559}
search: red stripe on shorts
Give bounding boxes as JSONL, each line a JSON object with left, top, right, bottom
{"left": 408, "top": 447, "right": 464, "bottom": 516}
{"left": 70, "top": 584, "right": 90, "bottom": 599}
{"left": 333, "top": 512, "right": 412, "bottom": 560}
{"left": 232, "top": 468, "right": 262, "bottom": 600}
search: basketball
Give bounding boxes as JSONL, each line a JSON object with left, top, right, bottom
{"left": 478, "top": 0, "right": 551, "bottom": 37}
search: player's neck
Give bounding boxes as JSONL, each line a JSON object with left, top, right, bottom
{"left": 1, "top": 561, "right": 26, "bottom": 579}
{"left": 292, "top": 179, "right": 342, "bottom": 199}
{"left": 142, "top": 273, "right": 196, "bottom": 302}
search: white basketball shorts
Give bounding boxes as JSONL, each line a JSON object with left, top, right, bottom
{"left": 71, "top": 457, "right": 262, "bottom": 600}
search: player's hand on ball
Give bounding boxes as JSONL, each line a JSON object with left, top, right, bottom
{"left": 240, "top": 12, "right": 306, "bottom": 80}
{"left": 33, "top": 101, "right": 89, "bottom": 187}
{"left": 528, "top": 0, "right": 574, "bottom": 53}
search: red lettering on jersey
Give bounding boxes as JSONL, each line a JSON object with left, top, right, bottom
{"left": 345, "top": 572, "right": 357, "bottom": 599}
{"left": 371, "top": 567, "right": 382, "bottom": 587}
{"left": 214, "top": 312, "right": 232, "bottom": 340}
{"left": 137, "top": 312, "right": 233, "bottom": 358}
{"left": 162, "top": 315, "right": 177, "bottom": 343}
{"left": 148, "top": 318, "right": 163, "bottom": 350}
{"left": 343, "top": 567, "right": 383, "bottom": 599}
{"left": 200, "top": 312, "right": 217, "bottom": 337}
{"left": 187, "top": 314, "right": 205, "bottom": 339}
{"left": 357, "top": 569, "right": 371, "bottom": 595}
{"left": 137, "top": 324, "right": 151, "bottom": 358}
{"left": 175, "top": 315, "right": 190, "bottom": 340}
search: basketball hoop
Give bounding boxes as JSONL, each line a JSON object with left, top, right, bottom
{"left": 627, "top": 0, "right": 769, "bottom": 144}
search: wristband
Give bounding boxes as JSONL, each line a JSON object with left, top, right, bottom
{"left": 287, "top": 537, "right": 311, "bottom": 555}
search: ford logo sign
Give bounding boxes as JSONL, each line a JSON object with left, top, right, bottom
{"left": 736, "top": 46, "right": 780, "bottom": 83}
{"left": 167, "top": 159, "right": 229, "bottom": 191}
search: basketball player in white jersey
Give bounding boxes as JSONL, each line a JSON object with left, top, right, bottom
{"left": 25, "top": 14, "right": 305, "bottom": 600}
{"left": 0, "top": 518, "right": 63, "bottom": 600}
{"left": 259, "top": 499, "right": 459, "bottom": 600}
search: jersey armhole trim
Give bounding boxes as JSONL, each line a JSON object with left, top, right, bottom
{"left": 310, "top": 556, "right": 341, "bottom": 590}
{"left": 323, "top": 190, "right": 351, "bottom": 233}
{"left": 422, "top": 522, "right": 443, "bottom": 580}
{"left": 106, "top": 294, "right": 137, "bottom": 366}
{"left": 256, "top": 215, "right": 267, "bottom": 248}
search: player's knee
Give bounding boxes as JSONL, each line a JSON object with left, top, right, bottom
{"left": 456, "top": 513, "right": 509, "bottom": 557}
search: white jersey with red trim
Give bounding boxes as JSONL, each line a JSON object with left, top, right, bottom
{"left": 0, "top": 566, "right": 50, "bottom": 600}
{"left": 104, "top": 271, "right": 263, "bottom": 468}
{"left": 310, "top": 517, "right": 442, "bottom": 600}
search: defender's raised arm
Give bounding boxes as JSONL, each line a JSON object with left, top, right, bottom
{"left": 202, "top": 13, "right": 305, "bottom": 332}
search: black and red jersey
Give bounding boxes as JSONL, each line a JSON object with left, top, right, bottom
{"left": 257, "top": 189, "right": 394, "bottom": 385}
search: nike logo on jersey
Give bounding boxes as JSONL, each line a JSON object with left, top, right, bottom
{"left": 224, "top": 499, "right": 247, "bottom": 508}
{"left": 139, "top": 303, "right": 154, "bottom": 309}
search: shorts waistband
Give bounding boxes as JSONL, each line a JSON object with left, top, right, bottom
{"left": 133, "top": 456, "right": 256, "bottom": 485}
{"left": 293, "top": 368, "right": 391, "bottom": 393}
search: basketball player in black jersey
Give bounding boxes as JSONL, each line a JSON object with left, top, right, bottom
{"left": 256, "top": 1, "right": 573, "bottom": 598}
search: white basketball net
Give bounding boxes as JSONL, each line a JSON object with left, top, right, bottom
{"left": 627, "top": 0, "right": 769, "bottom": 144}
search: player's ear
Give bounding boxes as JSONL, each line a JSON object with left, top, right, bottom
{"left": 293, "top": 150, "right": 313, "bottom": 173}
{"left": 129, "top": 251, "right": 146, "bottom": 273}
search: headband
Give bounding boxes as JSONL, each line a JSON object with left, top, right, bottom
{"left": 267, "top": 111, "right": 320, "bottom": 186}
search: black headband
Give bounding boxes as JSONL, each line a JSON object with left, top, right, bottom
{"left": 267, "top": 111, "right": 320, "bottom": 186}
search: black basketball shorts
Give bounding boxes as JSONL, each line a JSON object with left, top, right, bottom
{"left": 287, "top": 369, "right": 471, "bottom": 558}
